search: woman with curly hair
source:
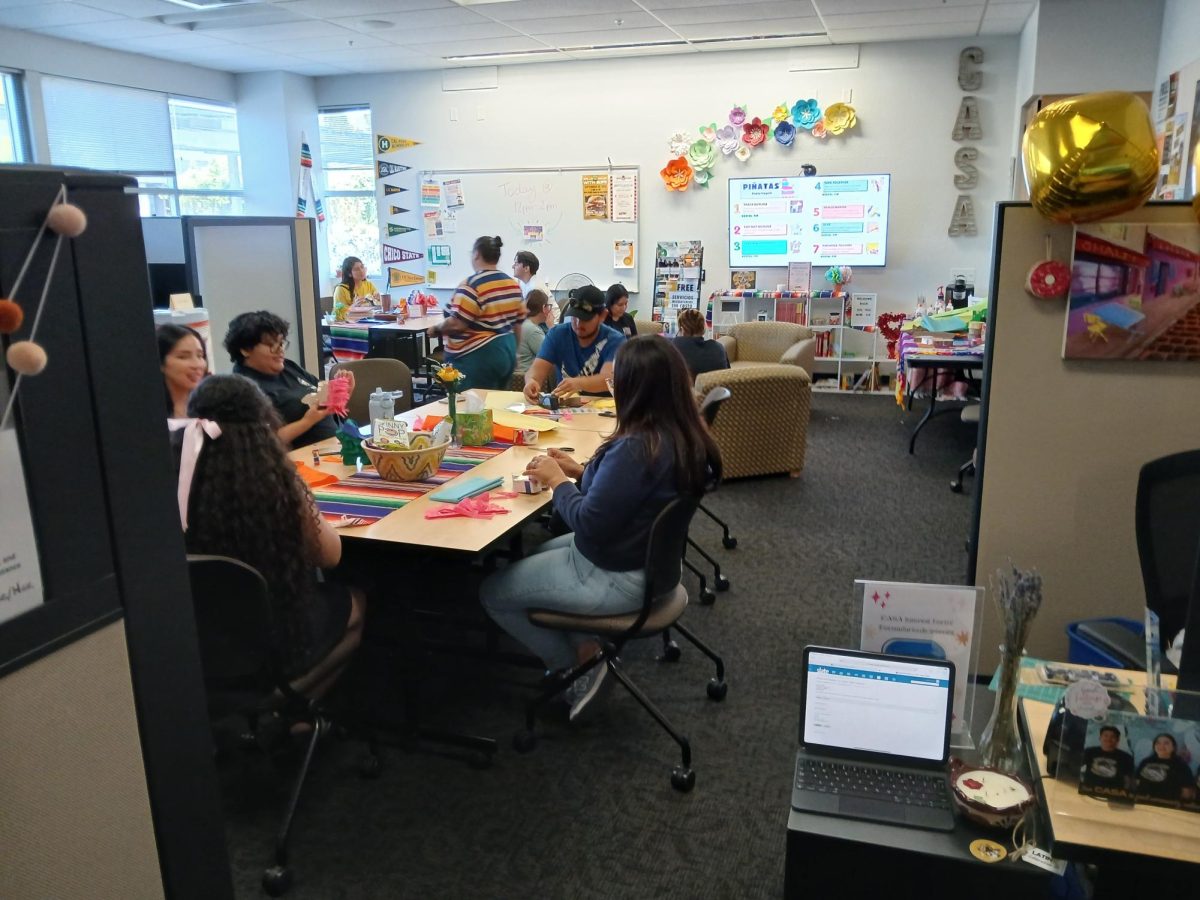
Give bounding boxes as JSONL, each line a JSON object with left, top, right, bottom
{"left": 181, "top": 374, "right": 364, "bottom": 698}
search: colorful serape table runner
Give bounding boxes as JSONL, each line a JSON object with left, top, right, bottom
{"left": 894, "top": 331, "right": 984, "bottom": 406}
{"left": 312, "top": 443, "right": 507, "bottom": 523}
{"left": 327, "top": 323, "right": 371, "bottom": 362}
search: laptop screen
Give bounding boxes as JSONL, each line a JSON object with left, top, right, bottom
{"left": 802, "top": 649, "right": 952, "bottom": 763}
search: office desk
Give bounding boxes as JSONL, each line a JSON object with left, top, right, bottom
{"left": 325, "top": 316, "right": 441, "bottom": 368}
{"left": 901, "top": 353, "right": 983, "bottom": 454}
{"left": 785, "top": 684, "right": 1052, "bottom": 898}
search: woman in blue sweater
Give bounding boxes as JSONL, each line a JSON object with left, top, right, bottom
{"left": 482, "top": 335, "right": 721, "bottom": 721}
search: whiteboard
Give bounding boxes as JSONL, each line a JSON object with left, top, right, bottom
{"left": 419, "top": 167, "right": 639, "bottom": 293}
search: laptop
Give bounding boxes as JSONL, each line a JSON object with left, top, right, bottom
{"left": 792, "top": 646, "right": 956, "bottom": 832}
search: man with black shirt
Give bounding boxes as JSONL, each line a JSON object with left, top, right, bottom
{"left": 1081, "top": 724, "right": 1134, "bottom": 794}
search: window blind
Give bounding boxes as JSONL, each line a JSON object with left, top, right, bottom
{"left": 43, "top": 77, "right": 173, "bottom": 172}
{"left": 318, "top": 107, "right": 372, "bottom": 169}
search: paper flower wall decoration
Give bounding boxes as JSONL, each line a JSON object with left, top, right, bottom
{"left": 742, "top": 117, "right": 769, "bottom": 147}
{"left": 822, "top": 102, "right": 857, "bottom": 135}
{"left": 773, "top": 121, "right": 796, "bottom": 146}
{"left": 715, "top": 125, "right": 740, "bottom": 156}
{"left": 668, "top": 130, "right": 691, "bottom": 156}
{"left": 772, "top": 103, "right": 791, "bottom": 123}
{"left": 734, "top": 145, "right": 752, "bottom": 162}
{"left": 660, "top": 156, "right": 694, "bottom": 191}
{"left": 812, "top": 120, "right": 829, "bottom": 139}
{"left": 686, "top": 138, "right": 717, "bottom": 170}
{"left": 698, "top": 122, "right": 717, "bottom": 142}
{"left": 792, "top": 99, "right": 822, "bottom": 129}
{"left": 693, "top": 168, "right": 713, "bottom": 188}
{"left": 729, "top": 105, "right": 747, "bottom": 126}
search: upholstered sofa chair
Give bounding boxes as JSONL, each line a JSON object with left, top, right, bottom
{"left": 694, "top": 364, "right": 811, "bottom": 479}
{"left": 716, "top": 321, "right": 815, "bottom": 378}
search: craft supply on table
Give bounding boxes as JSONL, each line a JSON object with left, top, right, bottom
{"left": 512, "top": 474, "right": 545, "bottom": 494}
{"left": 428, "top": 474, "right": 506, "bottom": 503}
{"left": 423, "top": 493, "right": 512, "bottom": 520}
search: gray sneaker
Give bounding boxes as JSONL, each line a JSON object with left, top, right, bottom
{"left": 568, "top": 663, "right": 611, "bottom": 723}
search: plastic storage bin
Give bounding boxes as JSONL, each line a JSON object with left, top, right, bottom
{"left": 1066, "top": 617, "right": 1144, "bottom": 668}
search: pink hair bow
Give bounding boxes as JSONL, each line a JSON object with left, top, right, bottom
{"left": 168, "top": 417, "right": 222, "bottom": 531}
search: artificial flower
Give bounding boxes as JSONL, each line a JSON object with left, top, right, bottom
{"left": 792, "top": 98, "right": 822, "bottom": 129}
{"left": 822, "top": 102, "right": 857, "bottom": 135}
{"left": 693, "top": 168, "right": 713, "bottom": 188}
{"left": 686, "top": 138, "right": 717, "bottom": 170}
{"left": 772, "top": 103, "right": 791, "bottom": 123}
{"left": 742, "top": 116, "right": 769, "bottom": 147}
{"left": 698, "top": 122, "right": 717, "bottom": 142}
{"left": 660, "top": 156, "right": 694, "bottom": 191}
{"left": 435, "top": 363, "right": 465, "bottom": 384}
{"left": 715, "top": 124, "right": 740, "bottom": 156}
{"left": 729, "top": 105, "right": 747, "bottom": 126}
{"left": 668, "top": 130, "right": 691, "bottom": 156}
{"left": 734, "top": 144, "right": 752, "bottom": 162}
{"left": 811, "top": 119, "right": 828, "bottom": 139}
{"left": 773, "top": 120, "right": 796, "bottom": 146}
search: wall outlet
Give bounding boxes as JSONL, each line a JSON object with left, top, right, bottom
{"left": 449, "top": 107, "right": 458, "bottom": 122}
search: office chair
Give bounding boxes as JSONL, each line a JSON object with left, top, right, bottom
{"left": 949, "top": 404, "right": 981, "bottom": 494}
{"left": 513, "top": 497, "right": 727, "bottom": 792}
{"left": 1136, "top": 449, "right": 1200, "bottom": 655}
{"left": 331, "top": 358, "right": 414, "bottom": 424}
{"left": 680, "top": 387, "right": 735, "bottom": 606}
{"left": 187, "top": 555, "right": 380, "bottom": 897}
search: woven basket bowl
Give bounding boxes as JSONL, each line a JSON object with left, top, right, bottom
{"left": 363, "top": 437, "right": 449, "bottom": 482}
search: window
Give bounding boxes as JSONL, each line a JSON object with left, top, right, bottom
{"left": 41, "top": 76, "right": 242, "bottom": 216}
{"left": 0, "top": 71, "right": 30, "bottom": 163}
{"left": 318, "top": 106, "right": 379, "bottom": 277}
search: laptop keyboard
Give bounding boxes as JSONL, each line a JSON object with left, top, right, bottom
{"left": 795, "top": 759, "right": 950, "bottom": 808}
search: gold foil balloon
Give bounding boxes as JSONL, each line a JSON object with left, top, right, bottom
{"left": 1022, "top": 91, "right": 1158, "bottom": 223}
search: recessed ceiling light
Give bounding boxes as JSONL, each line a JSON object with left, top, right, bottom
{"left": 614, "top": 18, "right": 623, "bottom": 26}
{"left": 362, "top": 19, "right": 394, "bottom": 28}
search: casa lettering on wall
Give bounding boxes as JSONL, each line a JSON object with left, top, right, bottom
{"left": 949, "top": 46, "right": 983, "bottom": 237}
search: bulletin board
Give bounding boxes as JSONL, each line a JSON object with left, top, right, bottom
{"left": 418, "top": 166, "right": 639, "bottom": 293}
{"left": 970, "top": 202, "right": 1200, "bottom": 671}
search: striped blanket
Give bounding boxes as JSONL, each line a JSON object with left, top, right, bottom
{"left": 327, "top": 323, "right": 371, "bottom": 362}
{"left": 313, "top": 443, "right": 507, "bottom": 523}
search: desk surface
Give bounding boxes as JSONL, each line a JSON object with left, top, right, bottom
{"left": 294, "top": 392, "right": 613, "bottom": 553}
{"left": 328, "top": 315, "right": 441, "bottom": 333}
{"left": 1020, "top": 665, "right": 1199, "bottom": 866}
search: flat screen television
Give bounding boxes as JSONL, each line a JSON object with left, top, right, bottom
{"left": 728, "top": 174, "right": 891, "bottom": 268}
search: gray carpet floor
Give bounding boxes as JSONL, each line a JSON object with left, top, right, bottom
{"left": 222, "top": 391, "right": 978, "bottom": 899}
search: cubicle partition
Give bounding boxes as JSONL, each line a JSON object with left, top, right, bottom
{"left": 970, "top": 202, "right": 1200, "bottom": 670}
{"left": 182, "top": 216, "right": 322, "bottom": 375}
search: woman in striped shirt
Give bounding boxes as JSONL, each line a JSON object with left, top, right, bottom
{"left": 428, "top": 235, "right": 526, "bottom": 389}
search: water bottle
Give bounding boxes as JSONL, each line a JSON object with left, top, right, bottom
{"left": 368, "top": 387, "right": 397, "bottom": 425}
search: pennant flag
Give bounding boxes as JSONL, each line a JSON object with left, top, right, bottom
{"left": 383, "top": 245, "right": 423, "bottom": 263}
{"left": 376, "top": 134, "right": 420, "bottom": 154}
{"left": 388, "top": 267, "right": 425, "bottom": 288}
{"left": 295, "top": 131, "right": 323, "bottom": 226}
{"left": 387, "top": 224, "right": 417, "bottom": 236}
{"left": 389, "top": 206, "right": 410, "bottom": 216}
{"left": 377, "top": 160, "right": 411, "bottom": 178}
{"left": 384, "top": 184, "right": 407, "bottom": 196}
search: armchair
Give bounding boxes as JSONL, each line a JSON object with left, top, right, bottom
{"left": 694, "top": 365, "right": 811, "bottom": 479}
{"left": 717, "top": 321, "right": 815, "bottom": 378}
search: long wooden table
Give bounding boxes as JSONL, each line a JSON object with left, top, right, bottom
{"left": 294, "top": 391, "right": 613, "bottom": 554}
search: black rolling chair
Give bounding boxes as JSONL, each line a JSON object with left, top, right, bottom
{"left": 187, "top": 555, "right": 380, "bottom": 897}
{"left": 680, "top": 387, "right": 735, "bottom": 605}
{"left": 513, "top": 497, "right": 727, "bottom": 792}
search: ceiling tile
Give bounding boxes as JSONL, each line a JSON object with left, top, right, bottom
{"left": 827, "top": 22, "right": 982, "bottom": 42}
{"left": 982, "top": 2, "right": 1035, "bottom": 23}
{"left": 327, "top": 14, "right": 515, "bottom": 39}
{"left": 277, "top": 0, "right": 454, "bottom": 16}
{"left": 652, "top": 2, "right": 809, "bottom": 26}
{"left": 203, "top": 19, "right": 344, "bottom": 43}
{"left": 563, "top": 43, "right": 697, "bottom": 61}
{"left": 101, "top": 32, "right": 240, "bottom": 51}
{"left": 479, "top": 0, "right": 643, "bottom": 23}
{"left": 640, "top": 0, "right": 812, "bottom": 8}
{"left": 0, "top": 0, "right": 57, "bottom": 8}
{"left": 516, "top": 10, "right": 661, "bottom": 36}
{"left": 542, "top": 26, "right": 683, "bottom": 49}
{"left": 813, "top": 0, "right": 981, "bottom": 12}
{"left": 693, "top": 33, "right": 830, "bottom": 52}
{"left": 977, "top": 19, "right": 1023, "bottom": 36}
{"left": 418, "top": 34, "right": 553, "bottom": 56}
{"left": 32, "top": 19, "right": 185, "bottom": 41}
{"left": 252, "top": 31, "right": 392, "bottom": 52}
{"left": 289, "top": 2, "right": 488, "bottom": 28}
{"left": 0, "top": 2, "right": 121, "bottom": 28}
{"left": 75, "top": 0, "right": 185, "bottom": 16}
{"left": 822, "top": 5, "right": 984, "bottom": 29}
{"left": 673, "top": 17, "right": 825, "bottom": 40}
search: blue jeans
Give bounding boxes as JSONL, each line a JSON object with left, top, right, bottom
{"left": 481, "top": 533, "right": 645, "bottom": 671}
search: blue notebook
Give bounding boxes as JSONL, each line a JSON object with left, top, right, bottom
{"left": 428, "top": 476, "right": 505, "bottom": 503}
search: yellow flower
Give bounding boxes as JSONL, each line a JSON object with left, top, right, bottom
{"left": 436, "top": 365, "right": 464, "bottom": 384}
{"left": 822, "top": 102, "right": 857, "bottom": 135}
{"left": 772, "top": 103, "right": 791, "bottom": 123}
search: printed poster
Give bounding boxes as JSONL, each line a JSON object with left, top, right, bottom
{"left": 610, "top": 171, "right": 637, "bottom": 223}
{"left": 787, "top": 261, "right": 811, "bottom": 292}
{"left": 0, "top": 427, "right": 44, "bottom": 625}
{"left": 582, "top": 173, "right": 609, "bottom": 220}
{"left": 523, "top": 224, "right": 544, "bottom": 242}
{"left": 420, "top": 180, "right": 442, "bottom": 207}
{"left": 858, "top": 580, "right": 980, "bottom": 737}
{"left": 614, "top": 240, "right": 635, "bottom": 269}
{"left": 423, "top": 209, "right": 443, "bottom": 238}
{"left": 850, "top": 292, "right": 877, "bottom": 327}
{"left": 442, "top": 209, "right": 457, "bottom": 234}
{"left": 444, "top": 178, "right": 465, "bottom": 209}
{"left": 429, "top": 244, "right": 452, "bottom": 266}
{"left": 731, "top": 270, "right": 756, "bottom": 290}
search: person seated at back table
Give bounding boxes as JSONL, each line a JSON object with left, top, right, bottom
{"left": 226, "top": 310, "right": 353, "bottom": 448}
{"left": 523, "top": 285, "right": 624, "bottom": 402}
{"left": 332, "top": 255, "right": 379, "bottom": 322}
{"left": 178, "top": 374, "right": 365, "bottom": 702}
{"left": 158, "top": 323, "right": 208, "bottom": 418}
{"left": 483, "top": 336, "right": 721, "bottom": 721}
{"left": 428, "top": 235, "right": 525, "bottom": 390}
{"left": 516, "top": 289, "right": 552, "bottom": 379}
{"left": 672, "top": 308, "right": 729, "bottom": 378}
{"left": 605, "top": 283, "right": 637, "bottom": 337}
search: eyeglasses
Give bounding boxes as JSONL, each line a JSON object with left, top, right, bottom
{"left": 261, "top": 338, "right": 290, "bottom": 353}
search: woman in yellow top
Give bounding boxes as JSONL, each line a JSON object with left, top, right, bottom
{"left": 332, "top": 255, "right": 379, "bottom": 321}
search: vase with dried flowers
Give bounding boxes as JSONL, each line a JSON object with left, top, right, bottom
{"left": 979, "top": 565, "right": 1043, "bottom": 772}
